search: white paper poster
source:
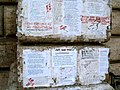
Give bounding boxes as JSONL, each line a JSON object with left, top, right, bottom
{"left": 52, "top": 47, "right": 77, "bottom": 86}
{"left": 79, "top": 47, "right": 100, "bottom": 85}
{"left": 99, "top": 48, "right": 109, "bottom": 74}
{"left": 60, "top": 0, "right": 82, "bottom": 36}
{"left": 23, "top": 49, "right": 52, "bottom": 87}
{"left": 22, "top": 0, "right": 53, "bottom": 36}
{"left": 80, "top": 0, "right": 110, "bottom": 39}
{"left": 79, "top": 47, "right": 109, "bottom": 85}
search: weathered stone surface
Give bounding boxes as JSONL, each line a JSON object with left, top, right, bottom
{"left": 0, "top": 0, "right": 17, "bottom": 3}
{"left": 112, "top": 10, "right": 120, "bottom": 35}
{"left": 17, "top": 45, "right": 109, "bottom": 88}
{"left": 4, "top": 44, "right": 16, "bottom": 67}
{"left": 4, "top": 5, "right": 17, "bottom": 36}
{"left": 17, "top": 33, "right": 111, "bottom": 44}
{"left": 112, "top": 0, "right": 120, "bottom": 9}
{"left": 0, "top": 38, "right": 16, "bottom": 67}
{"left": 8, "top": 62, "right": 17, "bottom": 90}
{"left": 104, "top": 37, "right": 120, "bottom": 61}
{"left": 0, "top": 37, "right": 17, "bottom": 44}
{"left": 17, "top": 84, "right": 114, "bottom": 90}
{"left": 17, "top": 0, "right": 111, "bottom": 43}
{"left": 0, "top": 6, "right": 3, "bottom": 36}
{"left": 0, "top": 71, "right": 9, "bottom": 90}
{"left": 109, "top": 63, "right": 120, "bottom": 76}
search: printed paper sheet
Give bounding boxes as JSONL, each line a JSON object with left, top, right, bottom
{"left": 23, "top": 49, "right": 52, "bottom": 87}
{"left": 22, "top": 0, "right": 53, "bottom": 36}
{"left": 52, "top": 47, "right": 77, "bottom": 86}
{"left": 99, "top": 48, "right": 109, "bottom": 74}
{"left": 79, "top": 47, "right": 109, "bottom": 85}
{"left": 81, "top": 0, "right": 110, "bottom": 39}
{"left": 53, "top": 0, "right": 82, "bottom": 36}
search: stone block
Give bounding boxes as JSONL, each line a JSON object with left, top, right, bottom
{"left": 17, "top": 0, "right": 111, "bottom": 43}
{"left": 104, "top": 37, "right": 120, "bottom": 61}
{"left": 112, "top": 0, "right": 120, "bottom": 9}
{"left": 0, "top": 38, "right": 16, "bottom": 67}
{"left": 0, "top": 6, "right": 3, "bottom": 36}
{"left": 0, "top": 71, "right": 9, "bottom": 90}
{"left": 112, "top": 10, "right": 120, "bottom": 35}
{"left": 4, "top": 5, "right": 17, "bottom": 36}
{"left": 17, "top": 45, "right": 109, "bottom": 88}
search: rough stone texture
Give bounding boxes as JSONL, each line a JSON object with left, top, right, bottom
{"left": 4, "top": 5, "right": 17, "bottom": 36}
{"left": 0, "top": 38, "right": 16, "bottom": 67}
{"left": 112, "top": 0, "right": 120, "bottom": 9}
{"left": 109, "top": 63, "right": 120, "bottom": 76}
{"left": 0, "top": 6, "right": 3, "bottom": 36}
{"left": 8, "top": 62, "right": 17, "bottom": 90}
{"left": 112, "top": 10, "right": 120, "bottom": 35}
{"left": 104, "top": 37, "right": 120, "bottom": 61}
{"left": 17, "top": 45, "right": 109, "bottom": 88}
{"left": 17, "top": 84, "right": 114, "bottom": 90}
{"left": 0, "top": 0, "right": 17, "bottom": 3}
{"left": 0, "top": 71, "right": 9, "bottom": 90}
{"left": 17, "top": 34, "right": 111, "bottom": 44}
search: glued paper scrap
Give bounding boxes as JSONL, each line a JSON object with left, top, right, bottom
{"left": 99, "top": 48, "right": 109, "bottom": 74}
{"left": 22, "top": 0, "right": 53, "bottom": 36}
{"left": 52, "top": 47, "right": 77, "bottom": 86}
{"left": 81, "top": 0, "right": 110, "bottom": 39}
{"left": 23, "top": 49, "right": 52, "bottom": 87}
{"left": 23, "top": 49, "right": 51, "bottom": 78}
{"left": 54, "top": 0, "right": 82, "bottom": 36}
{"left": 78, "top": 47, "right": 109, "bottom": 85}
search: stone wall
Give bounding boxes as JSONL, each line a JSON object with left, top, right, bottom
{"left": 0, "top": 0, "right": 118, "bottom": 90}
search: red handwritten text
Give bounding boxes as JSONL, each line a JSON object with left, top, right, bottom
{"left": 26, "top": 78, "right": 35, "bottom": 87}
{"left": 81, "top": 16, "right": 110, "bottom": 25}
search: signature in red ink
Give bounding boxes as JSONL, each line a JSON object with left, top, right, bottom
{"left": 60, "top": 25, "right": 67, "bottom": 30}
{"left": 46, "top": 3, "right": 51, "bottom": 12}
{"left": 26, "top": 78, "right": 35, "bottom": 87}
